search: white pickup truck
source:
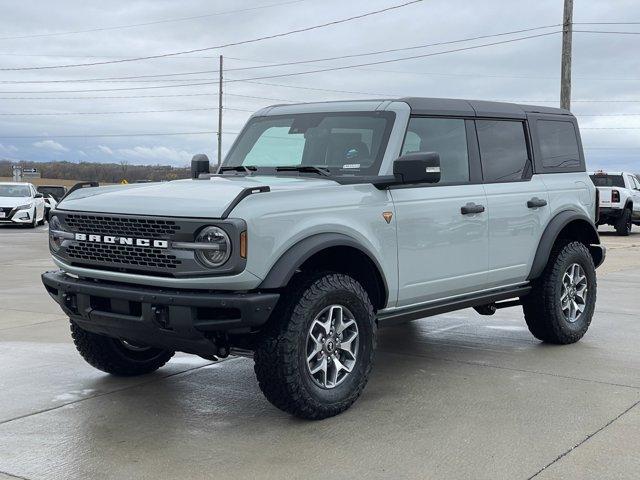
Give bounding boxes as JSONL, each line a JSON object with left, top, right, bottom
{"left": 590, "top": 171, "right": 640, "bottom": 235}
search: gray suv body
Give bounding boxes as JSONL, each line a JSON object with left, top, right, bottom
{"left": 43, "top": 98, "right": 605, "bottom": 419}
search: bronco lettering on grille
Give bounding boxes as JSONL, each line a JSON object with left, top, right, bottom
{"left": 74, "top": 233, "right": 168, "bottom": 249}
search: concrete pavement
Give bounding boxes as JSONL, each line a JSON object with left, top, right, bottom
{"left": 0, "top": 224, "right": 639, "bottom": 479}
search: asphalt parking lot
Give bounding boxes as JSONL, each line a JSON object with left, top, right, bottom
{"left": 1, "top": 225, "right": 639, "bottom": 480}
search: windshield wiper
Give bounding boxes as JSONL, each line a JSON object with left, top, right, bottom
{"left": 275, "top": 165, "right": 331, "bottom": 177}
{"left": 218, "top": 165, "right": 258, "bottom": 174}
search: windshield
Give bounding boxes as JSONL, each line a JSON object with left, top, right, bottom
{"left": 37, "top": 186, "right": 66, "bottom": 201}
{"left": 590, "top": 174, "right": 625, "bottom": 188}
{"left": 0, "top": 185, "right": 30, "bottom": 197}
{"left": 224, "top": 111, "right": 395, "bottom": 176}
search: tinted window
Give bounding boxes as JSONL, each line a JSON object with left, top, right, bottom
{"left": 476, "top": 120, "right": 529, "bottom": 182}
{"left": 538, "top": 120, "right": 580, "bottom": 169}
{"left": 589, "top": 174, "right": 624, "bottom": 188}
{"left": 401, "top": 117, "right": 469, "bottom": 183}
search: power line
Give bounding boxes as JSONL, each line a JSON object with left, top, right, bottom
{"left": 0, "top": 131, "right": 227, "bottom": 139}
{"left": 574, "top": 29, "right": 640, "bottom": 35}
{"left": 0, "top": 30, "right": 562, "bottom": 94}
{"left": 0, "top": 107, "right": 254, "bottom": 116}
{"left": 0, "top": 92, "right": 296, "bottom": 101}
{"left": 0, "top": 24, "right": 561, "bottom": 85}
{"left": 0, "top": 0, "right": 308, "bottom": 41}
{"left": 0, "top": 1, "right": 424, "bottom": 71}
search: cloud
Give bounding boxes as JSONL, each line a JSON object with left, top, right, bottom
{"left": 98, "top": 145, "right": 114, "bottom": 155}
{"left": 33, "top": 139, "right": 69, "bottom": 152}
{"left": 0, "top": 143, "right": 18, "bottom": 155}
{"left": 117, "top": 146, "right": 192, "bottom": 164}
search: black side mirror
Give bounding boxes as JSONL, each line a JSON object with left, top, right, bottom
{"left": 191, "top": 154, "right": 210, "bottom": 179}
{"left": 34, "top": 192, "right": 43, "bottom": 198}
{"left": 393, "top": 152, "right": 441, "bottom": 185}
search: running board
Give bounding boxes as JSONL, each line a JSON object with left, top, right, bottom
{"left": 377, "top": 285, "right": 531, "bottom": 326}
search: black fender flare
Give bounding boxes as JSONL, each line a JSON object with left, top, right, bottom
{"left": 259, "top": 233, "right": 389, "bottom": 303}
{"left": 528, "top": 210, "right": 602, "bottom": 280}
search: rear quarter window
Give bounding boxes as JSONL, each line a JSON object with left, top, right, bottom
{"left": 537, "top": 120, "right": 581, "bottom": 169}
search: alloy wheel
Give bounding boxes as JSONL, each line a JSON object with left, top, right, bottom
{"left": 306, "top": 305, "right": 359, "bottom": 389}
{"left": 561, "top": 263, "right": 588, "bottom": 323}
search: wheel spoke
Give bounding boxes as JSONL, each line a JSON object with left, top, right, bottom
{"left": 306, "top": 304, "right": 359, "bottom": 389}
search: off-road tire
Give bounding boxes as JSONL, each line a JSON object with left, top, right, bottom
{"left": 615, "top": 208, "right": 632, "bottom": 236}
{"left": 522, "top": 241, "right": 596, "bottom": 344}
{"left": 254, "top": 272, "right": 376, "bottom": 420}
{"left": 70, "top": 321, "right": 174, "bottom": 376}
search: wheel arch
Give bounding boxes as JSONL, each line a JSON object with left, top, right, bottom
{"left": 528, "top": 210, "right": 603, "bottom": 281}
{"left": 259, "top": 233, "right": 389, "bottom": 310}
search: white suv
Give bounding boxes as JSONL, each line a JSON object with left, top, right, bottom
{"left": 0, "top": 182, "right": 46, "bottom": 227}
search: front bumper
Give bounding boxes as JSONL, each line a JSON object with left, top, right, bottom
{"left": 42, "top": 270, "right": 279, "bottom": 356}
{"left": 0, "top": 207, "right": 33, "bottom": 224}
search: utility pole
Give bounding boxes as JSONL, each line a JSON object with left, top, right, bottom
{"left": 560, "top": 0, "right": 573, "bottom": 110}
{"left": 217, "top": 54, "right": 223, "bottom": 166}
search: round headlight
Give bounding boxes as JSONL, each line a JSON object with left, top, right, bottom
{"left": 195, "top": 226, "right": 231, "bottom": 268}
{"left": 49, "top": 215, "right": 63, "bottom": 252}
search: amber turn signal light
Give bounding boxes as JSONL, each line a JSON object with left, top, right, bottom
{"left": 240, "top": 231, "right": 247, "bottom": 258}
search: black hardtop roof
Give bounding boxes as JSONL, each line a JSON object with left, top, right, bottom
{"left": 400, "top": 97, "right": 572, "bottom": 118}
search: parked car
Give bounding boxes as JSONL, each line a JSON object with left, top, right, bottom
{"left": 36, "top": 185, "right": 67, "bottom": 202}
{"left": 589, "top": 171, "right": 640, "bottom": 235}
{"left": 0, "top": 182, "right": 46, "bottom": 227}
{"left": 43, "top": 97, "right": 605, "bottom": 419}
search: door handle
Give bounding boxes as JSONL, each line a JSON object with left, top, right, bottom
{"left": 527, "top": 197, "right": 548, "bottom": 208}
{"left": 461, "top": 202, "right": 485, "bottom": 215}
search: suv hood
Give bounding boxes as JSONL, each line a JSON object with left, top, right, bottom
{"left": 57, "top": 175, "right": 339, "bottom": 218}
{"left": 0, "top": 196, "right": 32, "bottom": 208}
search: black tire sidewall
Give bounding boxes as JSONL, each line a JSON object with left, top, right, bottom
{"left": 551, "top": 244, "right": 596, "bottom": 336}
{"left": 295, "top": 277, "right": 375, "bottom": 406}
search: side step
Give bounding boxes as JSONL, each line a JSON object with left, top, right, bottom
{"left": 377, "top": 285, "right": 531, "bottom": 326}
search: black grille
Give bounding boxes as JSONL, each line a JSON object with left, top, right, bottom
{"left": 63, "top": 214, "right": 180, "bottom": 238}
{"left": 0, "top": 207, "right": 13, "bottom": 215}
{"left": 66, "top": 242, "right": 181, "bottom": 269}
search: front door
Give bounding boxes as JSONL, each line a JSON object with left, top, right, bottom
{"left": 391, "top": 117, "right": 489, "bottom": 307}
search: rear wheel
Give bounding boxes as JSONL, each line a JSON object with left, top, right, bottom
{"left": 615, "top": 208, "right": 632, "bottom": 236}
{"left": 70, "top": 321, "right": 174, "bottom": 376}
{"left": 254, "top": 273, "right": 376, "bottom": 420}
{"left": 522, "top": 241, "right": 596, "bottom": 344}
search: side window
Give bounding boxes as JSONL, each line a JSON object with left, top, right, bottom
{"left": 537, "top": 120, "right": 580, "bottom": 169}
{"left": 401, "top": 117, "right": 469, "bottom": 184}
{"left": 476, "top": 120, "right": 529, "bottom": 182}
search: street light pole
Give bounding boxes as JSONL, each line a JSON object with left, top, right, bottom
{"left": 217, "top": 54, "right": 223, "bottom": 166}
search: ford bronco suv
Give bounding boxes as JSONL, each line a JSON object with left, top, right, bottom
{"left": 590, "top": 170, "right": 640, "bottom": 235}
{"left": 43, "top": 98, "right": 605, "bottom": 419}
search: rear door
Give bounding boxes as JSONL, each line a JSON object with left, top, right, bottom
{"left": 477, "top": 119, "right": 550, "bottom": 288}
{"left": 391, "top": 116, "right": 488, "bottom": 307}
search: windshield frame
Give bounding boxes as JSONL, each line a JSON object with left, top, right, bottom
{"left": 222, "top": 110, "right": 396, "bottom": 177}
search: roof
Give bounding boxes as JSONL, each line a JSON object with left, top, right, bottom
{"left": 0, "top": 182, "right": 30, "bottom": 186}
{"left": 400, "top": 97, "right": 571, "bottom": 118}
{"left": 258, "top": 97, "right": 572, "bottom": 119}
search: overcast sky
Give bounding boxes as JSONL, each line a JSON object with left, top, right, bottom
{"left": 0, "top": 0, "right": 639, "bottom": 171}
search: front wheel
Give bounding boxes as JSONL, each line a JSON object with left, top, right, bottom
{"left": 254, "top": 273, "right": 376, "bottom": 420}
{"left": 70, "top": 321, "right": 174, "bottom": 376}
{"left": 522, "top": 241, "right": 596, "bottom": 344}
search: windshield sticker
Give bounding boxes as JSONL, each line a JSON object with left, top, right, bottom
{"left": 343, "top": 164, "right": 361, "bottom": 169}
